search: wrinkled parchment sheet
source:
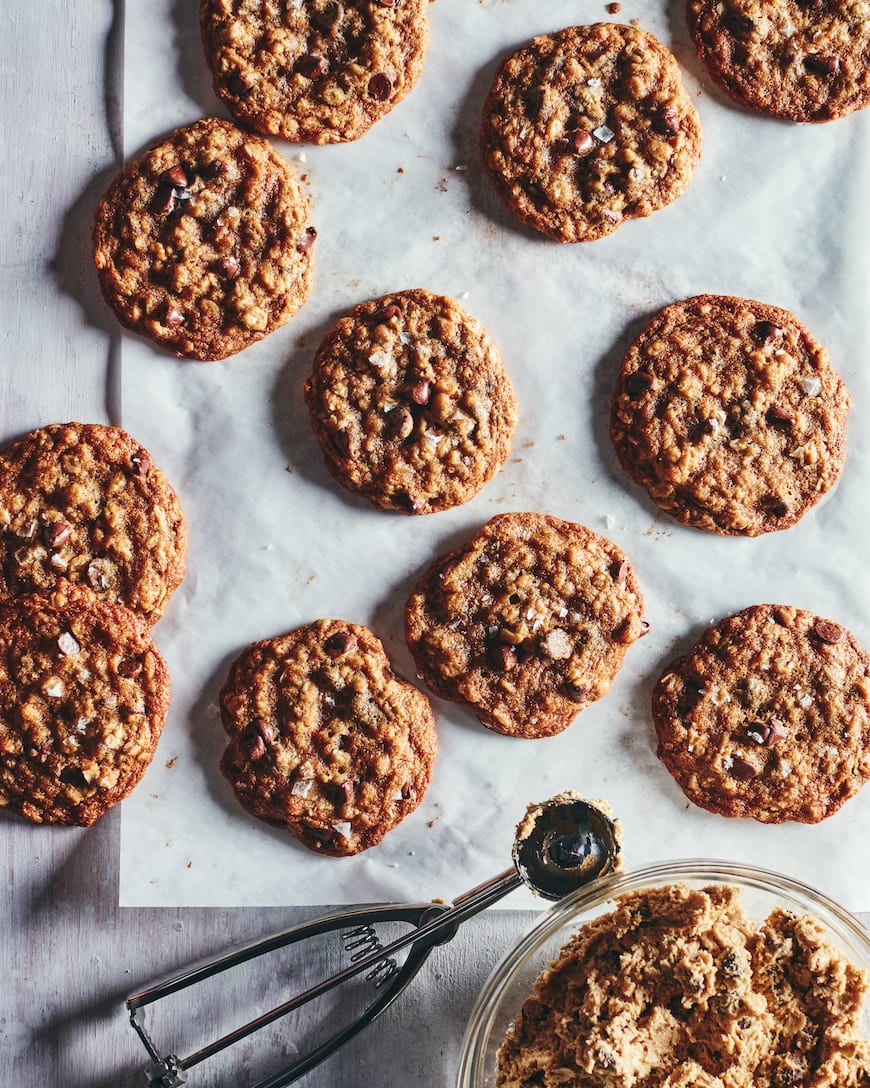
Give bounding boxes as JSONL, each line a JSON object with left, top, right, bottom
{"left": 119, "top": 0, "right": 870, "bottom": 909}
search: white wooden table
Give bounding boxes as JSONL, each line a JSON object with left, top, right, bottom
{"left": 4, "top": 5, "right": 869, "bottom": 1087}
{"left": 1, "top": 5, "right": 528, "bottom": 1085}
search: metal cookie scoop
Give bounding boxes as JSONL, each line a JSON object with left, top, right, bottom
{"left": 128, "top": 794, "right": 621, "bottom": 1088}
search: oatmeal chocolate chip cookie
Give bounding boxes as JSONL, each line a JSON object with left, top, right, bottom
{"left": 93, "top": 117, "right": 315, "bottom": 361}
{"left": 0, "top": 423, "right": 186, "bottom": 625}
{"left": 497, "top": 882, "right": 870, "bottom": 1088}
{"left": 405, "top": 513, "right": 645, "bottom": 739}
{"left": 0, "top": 581, "right": 171, "bottom": 826}
{"left": 687, "top": 0, "right": 870, "bottom": 123}
{"left": 480, "top": 23, "right": 702, "bottom": 243}
{"left": 610, "top": 295, "right": 850, "bottom": 536}
{"left": 303, "top": 289, "right": 518, "bottom": 515}
{"left": 653, "top": 604, "right": 870, "bottom": 824}
{"left": 199, "top": 0, "right": 429, "bottom": 144}
{"left": 219, "top": 620, "right": 437, "bottom": 856}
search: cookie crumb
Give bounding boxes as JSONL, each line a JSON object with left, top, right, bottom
{"left": 607, "top": 2, "right": 621, "bottom": 12}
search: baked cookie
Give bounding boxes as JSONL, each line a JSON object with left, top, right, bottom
{"left": 93, "top": 117, "right": 315, "bottom": 361}
{"left": 219, "top": 619, "right": 437, "bottom": 856}
{"left": 199, "top": 0, "right": 429, "bottom": 144}
{"left": 653, "top": 604, "right": 870, "bottom": 823}
{"left": 687, "top": 0, "right": 870, "bottom": 123}
{"left": 303, "top": 289, "right": 518, "bottom": 515}
{"left": 0, "top": 423, "right": 185, "bottom": 625}
{"left": 480, "top": 23, "right": 702, "bottom": 243}
{"left": 405, "top": 513, "right": 645, "bottom": 739}
{"left": 0, "top": 581, "right": 171, "bottom": 826}
{"left": 610, "top": 295, "right": 850, "bottom": 536}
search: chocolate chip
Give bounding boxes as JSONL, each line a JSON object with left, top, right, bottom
{"left": 386, "top": 405, "right": 414, "bottom": 441}
{"left": 625, "top": 371, "right": 652, "bottom": 397}
{"left": 131, "top": 452, "right": 152, "bottom": 477}
{"left": 610, "top": 560, "right": 628, "bottom": 585}
{"left": 368, "top": 72, "right": 392, "bottom": 101}
{"left": 766, "top": 720, "right": 788, "bottom": 745}
{"left": 805, "top": 54, "right": 840, "bottom": 76}
{"left": 302, "top": 824, "right": 336, "bottom": 845}
{"left": 797, "top": 0, "right": 822, "bottom": 6}
{"left": 165, "top": 165, "right": 190, "bottom": 187}
{"left": 563, "top": 682, "right": 588, "bottom": 704}
{"left": 57, "top": 632, "right": 81, "bottom": 657}
{"left": 313, "top": 1, "right": 343, "bottom": 28}
{"left": 330, "top": 430, "right": 351, "bottom": 458}
{"left": 296, "top": 226, "right": 317, "bottom": 253}
{"left": 375, "top": 0, "right": 398, "bottom": 5}
{"left": 406, "top": 380, "right": 430, "bottom": 405}
{"left": 725, "top": 12, "right": 754, "bottom": 37}
{"left": 738, "top": 1017, "right": 752, "bottom": 1030}
{"left": 654, "top": 106, "right": 680, "bottom": 136}
{"left": 639, "top": 620, "right": 651, "bottom": 637}
{"left": 218, "top": 255, "right": 239, "bottom": 279}
{"left": 117, "top": 658, "right": 143, "bottom": 678}
{"left": 567, "top": 129, "right": 594, "bottom": 155}
{"left": 325, "top": 630, "right": 357, "bottom": 655}
{"left": 251, "top": 717, "right": 274, "bottom": 745}
{"left": 372, "top": 303, "right": 402, "bottom": 324}
{"left": 721, "top": 951, "right": 744, "bottom": 976}
{"left": 245, "top": 733, "right": 267, "bottom": 761}
{"left": 813, "top": 619, "right": 844, "bottom": 645}
{"left": 755, "top": 320, "right": 784, "bottom": 346}
{"left": 400, "top": 779, "right": 412, "bottom": 800}
{"left": 60, "top": 766, "right": 89, "bottom": 789}
{"left": 202, "top": 159, "right": 229, "bottom": 180}
{"left": 328, "top": 780, "right": 353, "bottom": 806}
{"left": 44, "top": 522, "right": 71, "bottom": 549}
{"left": 763, "top": 497, "right": 788, "bottom": 519}
{"left": 744, "top": 722, "right": 770, "bottom": 745}
{"left": 164, "top": 306, "right": 184, "bottom": 328}
{"left": 151, "top": 183, "right": 176, "bottom": 215}
{"left": 729, "top": 756, "right": 758, "bottom": 782}
{"left": 766, "top": 405, "right": 795, "bottom": 429}
{"left": 296, "top": 54, "right": 326, "bottom": 79}
{"left": 490, "top": 644, "right": 517, "bottom": 671}
{"left": 227, "top": 72, "right": 253, "bottom": 96}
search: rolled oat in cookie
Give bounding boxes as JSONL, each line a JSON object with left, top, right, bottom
{"left": 653, "top": 604, "right": 870, "bottom": 823}
{"left": 405, "top": 512, "right": 645, "bottom": 739}
{"left": 610, "top": 295, "right": 850, "bottom": 536}
{"left": 93, "top": 117, "right": 314, "bottom": 361}
{"left": 687, "top": 0, "right": 870, "bottom": 123}
{"left": 0, "top": 581, "right": 171, "bottom": 826}
{"left": 219, "top": 619, "right": 436, "bottom": 856}
{"left": 0, "top": 422, "right": 186, "bottom": 625}
{"left": 497, "top": 882, "right": 870, "bottom": 1087}
{"left": 200, "top": 0, "right": 430, "bottom": 144}
{"left": 303, "top": 289, "right": 518, "bottom": 515}
{"left": 480, "top": 23, "right": 702, "bottom": 242}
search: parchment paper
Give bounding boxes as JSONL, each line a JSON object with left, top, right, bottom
{"left": 119, "top": 0, "right": 870, "bottom": 909}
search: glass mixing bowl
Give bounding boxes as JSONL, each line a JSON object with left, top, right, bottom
{"left": 457, "top": 860, "right": 870, "bottom": 1088}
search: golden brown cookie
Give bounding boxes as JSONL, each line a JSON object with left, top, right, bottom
{"left": 653, "top": 605, "right": 870, "bottom": 824}
{"left": 0, "top": 582, "right": 171, "bottom": 826}
{"left": 497, "top": 883, "right": 870, "bottom": 1087}
{"left": 303, "top": 289, "right": 518, "bottom": 515}
{"left": 199, "top": 0, "right": 430, "bottom": 144}
{"left": 480, "top": 23, "right": 702, "bottom": 243}
{"left": 93, "top": 117, "right": 315, "bottom": 361}
{"left": 0, "top": 422, "right": 186, "bottom": 625}
{"left": 610, "top": 295, "right": 850, "bottom": 536}
{"left": 687, "top": 0, "right": 870, "bottom": 123}
{"left": 405, "top": 513, "right": 646, "bottom": 739}
{"left": 219, "top": 620, "right": 437, "bottom": 856}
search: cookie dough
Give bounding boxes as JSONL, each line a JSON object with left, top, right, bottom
{"left": 93, "top": 117, "right": 314, "bottom": 361}
{"left": 303, "top": 289, "right": 518, "bottom": 515}
{"left": 610, "top": 295, "right": 850, "bottom": 536}
{"left": 481, "top": 23, "right": 702, "bottom": 242}
{"left": 687, "top": 0, "right": 870, "bottom": 123}
{"left": 219, "top": 619, "right": 437, "bottom": 856}
{"left": 653, "top": 604, "right": 870, "bottom": 823}
{"left": 404, "top": 513, "right": 646, "bottom": 739}
{"left": 0, "top": 581, "right": 171, "bottom": 826}
{"left": 497, "top": 882, "right": 870, "bottom": 1087}
{"left": 0, "top": 422, "right": 186, "bottom": 626}
{"left": 200, "top": 0, "right": 430, "bottom": 144}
